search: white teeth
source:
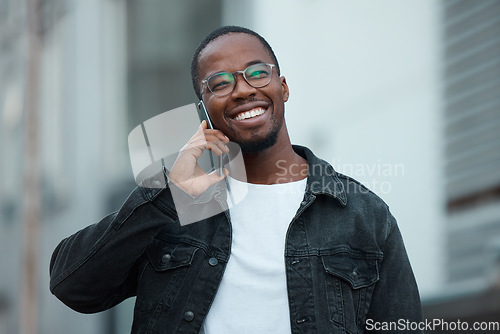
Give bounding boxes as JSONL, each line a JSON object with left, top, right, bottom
{"left": 234, "top": 108, "right": 266, "bottom": 121}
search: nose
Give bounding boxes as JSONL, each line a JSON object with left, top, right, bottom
{"left": 230, "top": 72, "right": 256, "bottom": 99}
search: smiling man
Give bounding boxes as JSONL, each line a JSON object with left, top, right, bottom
{"left": 50, "top": 26, "right": 423, "bottom": 333}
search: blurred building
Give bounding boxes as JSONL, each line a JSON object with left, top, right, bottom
{"left": 0, "top": 0, "right": 223, "bottom": 333}
{"left": 423, "top": 0, "right": 500, "bottom": 326}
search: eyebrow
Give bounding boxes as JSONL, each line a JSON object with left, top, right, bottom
{"left": 245, "top": 59, "right": 265, "bottom": 67}
{"left": 205, "top": 60, "right": 266, "bottom": 78}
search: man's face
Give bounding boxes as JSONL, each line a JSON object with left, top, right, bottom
{"left": 197, "top": 33, "right": 289, "bottom": 152}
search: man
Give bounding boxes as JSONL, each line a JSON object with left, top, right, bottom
{"left": 50, "top": 26, "right": 423, "bottom": 333}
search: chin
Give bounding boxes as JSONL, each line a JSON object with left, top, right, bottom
{"left": 237, "top": 129, "right": 280, "bottom": 153}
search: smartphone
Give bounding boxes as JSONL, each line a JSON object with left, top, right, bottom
{"left": 197, "top": 100, "right": 223, "bottom": 176}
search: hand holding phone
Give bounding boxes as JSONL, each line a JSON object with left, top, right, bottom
{"left": 168, "top": 103, "right": 229, "bottom": 196}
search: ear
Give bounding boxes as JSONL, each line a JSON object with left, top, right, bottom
{"left": 280, "top": 77, "right": 289, "bottom": 102}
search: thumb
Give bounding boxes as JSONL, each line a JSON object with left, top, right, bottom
{"left": 192, "top": 120, "right": 207, "bottom": 137}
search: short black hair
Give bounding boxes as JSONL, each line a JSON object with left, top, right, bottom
{"left": 191, "top": 25, "right": 280, "bottom": 100}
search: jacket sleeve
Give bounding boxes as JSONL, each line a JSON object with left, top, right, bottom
{"left": 49, "top": 184, "right": 178, "bottom": 314}
{"left": 365, "top": 212, "right": 424, "bottom": 333}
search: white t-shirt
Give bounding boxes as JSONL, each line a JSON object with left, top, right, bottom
{"left": 202, "top": 176, "right": 307, "bottom": 334}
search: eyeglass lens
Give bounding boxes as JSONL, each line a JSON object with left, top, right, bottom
{"left": 207, "top": 63, "right": 273, "bottom": 96}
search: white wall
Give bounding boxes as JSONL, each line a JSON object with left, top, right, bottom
{"left": 249, "top": 0, "right": 445, "bottom": 298}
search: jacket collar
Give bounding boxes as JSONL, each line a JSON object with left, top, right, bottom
{"left": 186, "top": 145, "right": 347, "bottom": 207}
{"left": 293, "top": 145, "right": 347, "bottom": 207}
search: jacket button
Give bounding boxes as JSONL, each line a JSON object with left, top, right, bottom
{"left": 208, "top": 257, "right": 218, "bottom": 266}
{"left": 184, "top": 311, "right": 195, "bottom": 321}
{"left": 161, "top": 254, "right": 172, "bottom": 263}
{"left": 352, "top": 269, "right": 359, "bottom": 281}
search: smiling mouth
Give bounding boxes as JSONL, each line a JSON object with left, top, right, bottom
{"left": 233, "top": 107, "right": 266, "bottom": 121}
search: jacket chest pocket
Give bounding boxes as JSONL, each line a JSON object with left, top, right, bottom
{"left": 135, "top": 238, "right": 200, "bottom": 331}
{"left": 146, "top": 239, "right": 198, "bottom": 272}
{"left": 322, "top": 253, "right": 380, "bottom": 334}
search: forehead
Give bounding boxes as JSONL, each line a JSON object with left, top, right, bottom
{"left": 198, "top": 33, "right": 274, "bottom": 79}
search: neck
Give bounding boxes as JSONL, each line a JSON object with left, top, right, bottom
{"left": 240, "top": 139, "right": 308, "bottom": 185}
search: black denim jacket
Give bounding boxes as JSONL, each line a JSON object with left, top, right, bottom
{"left": 49, "top": 145, "right": 423, "bottom": 333}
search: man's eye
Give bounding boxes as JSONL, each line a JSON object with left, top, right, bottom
{"left": 211, "top": 81, "right": 231, "bottom": 91}
{"left": 209, "top": 73, "right": 233, "bottom": 91}
{"left": 248, "top": 70, "right": 269, "bottom": 79}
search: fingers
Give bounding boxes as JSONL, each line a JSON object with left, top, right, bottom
{"left": 182, "top": 122, "right": 229, "bottom": 156}
{"left": 207, "top": 168, "right": 229, "bottom": 185}
{"left": 204, "top": 130, "right": 228, "bottom": 140}
{"left": 182, "top": 136, "right": 228, "bottom": 157}
{"left": 199, "top": 120, "right": 229, "bottom": 141}
{"left": 202, "top": 122, "right": 229, "bottom": 156}
{"left": 204, "top": 135, "right": 230, "bottom": 156}
{"left": 193, "top": 121, "right": 230, "bottom": 156}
